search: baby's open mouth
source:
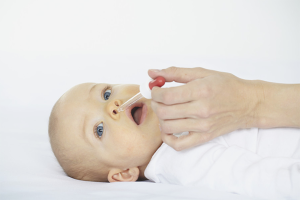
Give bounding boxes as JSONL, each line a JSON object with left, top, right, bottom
{"left": 131, "top": 106, "right": 143, "bottom": 125}
{"left": 126, "top": 102, "right": 147, "bottom": 125}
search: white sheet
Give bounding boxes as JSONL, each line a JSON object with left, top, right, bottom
{"left": 0, "top": 129, "right": 263, "bottom": 200}
{"left": 145, "top": 128, "right": 300, "bottom": 199}
{"left": 1, "top": 1, "right": 299, "bottom": 199}
{"left": 0, "top": 54, "right": 299, "bottom": 200}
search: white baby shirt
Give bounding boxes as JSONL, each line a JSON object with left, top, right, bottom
{"left": 144, "top": 128, "right": 300, "bottom": 200}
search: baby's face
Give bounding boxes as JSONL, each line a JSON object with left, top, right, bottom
{"left": 57, "top": 83, "right": 162, "bottom": 177}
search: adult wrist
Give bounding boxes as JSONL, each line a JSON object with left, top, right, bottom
{"left": 250, "top": 80, "right": 300, "bottom": 129}
{"left": 241, "top": 79, "right": 266, "bottom": 129}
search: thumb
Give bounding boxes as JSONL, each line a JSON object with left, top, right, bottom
{"left": 148, "top": 66, "right": 213, "bottom": 83}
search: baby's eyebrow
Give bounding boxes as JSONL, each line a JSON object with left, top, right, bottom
{"left": 82, "top": 83, "right": 105, "bottom": 145}
{"left": 82, "top": 114, "right": 87, "bottom": 138}
{"left": 89, "top": 84, "right": 97, "bottom": 96}
{"left": 81, "top": 113, "right": 95, "bottom": 146}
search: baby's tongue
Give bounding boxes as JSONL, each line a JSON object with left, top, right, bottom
{"left": 133, "top": 107, "right": 142, "bottom": 124}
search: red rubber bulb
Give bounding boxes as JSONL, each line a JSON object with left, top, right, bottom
{"left": 149, "top": 76, "right": 166, "bottom": 90}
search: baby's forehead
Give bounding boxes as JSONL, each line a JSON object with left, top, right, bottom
{"left": 64, "top": 82, "right": 117, "bottom": 99}
{"left": 57, "top": 82, "right": 116, "bottom": 130}
{"left": 55, "top": 83, "right": 96, "bottom": 130}
{"left": 65, "top": 83, "right": 96, "bottom": 98}
{"left": 58, "top": 82, "right": 118, "bottom": 129}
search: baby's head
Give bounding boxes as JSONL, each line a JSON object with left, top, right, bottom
{"left": 48, "top": 83, "right": 162, "bottom": 182}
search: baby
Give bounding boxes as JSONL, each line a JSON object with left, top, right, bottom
{"left": 49, "top": 82, "right": 300, "bottom": 199}
{"left": 48, "top": 83, "right": 162, "bottom": 182}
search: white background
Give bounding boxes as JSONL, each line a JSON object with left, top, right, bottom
{"left": 0, "top": 1, "right": 299, "bottom": 199}
{"left": 0, "top": 0, "right": 299, "bottom": 135}
{"left": 0, "top": 0, "right": 299, "bottom": 140}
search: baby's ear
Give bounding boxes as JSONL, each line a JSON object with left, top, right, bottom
{"left": 108, "top": 167, "right": 140, "bottom": 183}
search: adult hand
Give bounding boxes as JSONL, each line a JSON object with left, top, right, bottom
{"left": 149, "top": 67, "right": 300, "bottom": 151}
{"left": 148, "top": 67, "right": 263, "bottom": 151}
{"left": 149, "top": 67, "right": 261, "bottom": 150}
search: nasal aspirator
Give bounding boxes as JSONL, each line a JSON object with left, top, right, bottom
{"left": 117, "top": 76, "right": 166, "bottom": 112}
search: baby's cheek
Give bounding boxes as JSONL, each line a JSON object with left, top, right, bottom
{"left": 124, "top": 144, "right": 135, "bottom": 154}
{"left": 114, "top": 136, "right": 136, "bottom": 156}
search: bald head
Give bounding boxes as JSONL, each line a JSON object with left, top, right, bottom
{"left": 48, "top": 84, "right": 108, "bottom": 181}
{"left": 48, "top": 82, "right": 162, "bottom": 183}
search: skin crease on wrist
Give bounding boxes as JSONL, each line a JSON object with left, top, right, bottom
{"left": 253, "top": 80, "right": 300, "bottom": 129}
{"left": 148, "top": 67, "right": 300, "bottom": 151}
{"left": 49, "top": 67, "right": 300, "bottom": 182}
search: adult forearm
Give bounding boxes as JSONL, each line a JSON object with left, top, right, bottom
{"left": 149, "top": 66, "right": 300, "bottom": 151}
{"left": 255, "top": 81, "right": 300, "bottom": 128}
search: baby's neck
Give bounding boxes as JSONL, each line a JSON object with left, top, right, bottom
{"left": 138, "top": 142, "right": 163, "bottom": 181}
{"left": 138, "top": 161, "right": 150, "bottom": 180}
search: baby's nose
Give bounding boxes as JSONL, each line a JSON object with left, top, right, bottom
{"left": 114, "top": 100, "right": 120, "bottom": 111}
{"left": 109, "top": 100, "right": 121, "bottom": 118}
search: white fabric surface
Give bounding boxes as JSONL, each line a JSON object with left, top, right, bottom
{"left": 0, "top": 0, "right": 299, "bottom": 198}
{"left": 0, "top": 129, "right": 263, "bottom": 200}
{"left": 0, "top": 54, "right": 299, "bottom": 200}
{"left": 145, "top": 128, "right": 300, "bottom": 200}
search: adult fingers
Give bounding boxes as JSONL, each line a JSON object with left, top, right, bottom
{"left": 161, "top": 120, "right": 239, "bottom": 151}
{"left": 148, "top": 66, "right": 214, "bottom": 83}
{"left": 151, "top": 78, "right": 209, "bottom": 105}
{"left": 151, "top": 81, "right": 194, "bottom": 104}
{"left": 151, "top": 100, "right": 209, "bottom": 120}
{"left": 158, "top": 118, "right": 211, "bottom": 135}
{"left": 161, "top": 131, "right": 214, "bottom": 151}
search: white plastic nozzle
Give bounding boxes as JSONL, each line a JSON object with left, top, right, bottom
{"left": 139, "top": 79, "right": 152, "bottom": 99}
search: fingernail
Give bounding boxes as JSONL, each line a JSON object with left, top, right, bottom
{"left": 149, "top": 69, "right": 161, "bottom": 73}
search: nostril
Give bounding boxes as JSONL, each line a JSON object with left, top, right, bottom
{"left": 115, "top": 101, "right": 119, "bottom": 107}
{"left": 113, "top": 110, "right": 117, "bottom": 115}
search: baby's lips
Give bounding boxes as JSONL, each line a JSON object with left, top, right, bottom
{"left": 125, "top": 102, "right": 147, "bottom": 125}
{"left": 139, "top": 103, "right": 147, "bottom": 125}
{"left": 125, "top": 103, "right": 139, "bottom": 124}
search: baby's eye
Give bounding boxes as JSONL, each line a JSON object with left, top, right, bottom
{"left": 103, "top": 89, "right": 111, "bottom": 100}
{"left": 96, "top": 122, "right": 104, "bottom": 137}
